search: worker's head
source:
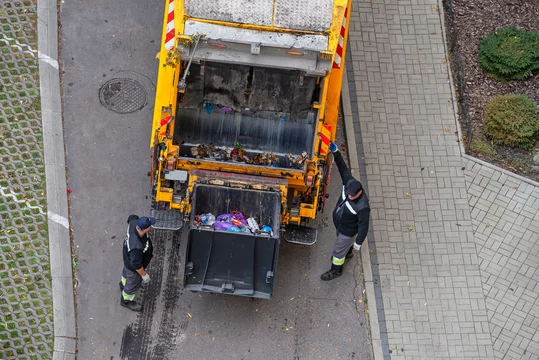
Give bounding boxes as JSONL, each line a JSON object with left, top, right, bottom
{"left": 346, "top": 179, "right": 363, "bottom": 200}
{"left": 136, "top": 216, "right": 156, "bottom": 236}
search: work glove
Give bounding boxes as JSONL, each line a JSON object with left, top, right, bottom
{"left": 329, "top": 142, "right": 338, "bottom": 153}
{"left": 141, "top": 273, "right": 151, "bottom": 285}
{"left": 353, "top": 242, "right": 361, "bottom": 251}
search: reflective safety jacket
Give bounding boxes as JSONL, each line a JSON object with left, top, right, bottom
{"left": 122, "top": 215, "right": 154, "bottom": 272}
{"left": 332, "top": 151, "right": 370, "bottom": 242}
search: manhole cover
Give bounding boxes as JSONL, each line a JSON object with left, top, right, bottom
{"left": 99, "top": 78, "right": 147, "bottom": 114}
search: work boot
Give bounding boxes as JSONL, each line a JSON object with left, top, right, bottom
{"left": 119, "top": 281, "right": 124, "bottom": 292}
{"left": 320, "top": 264, "right": 343, "bottom": 281}
{"left": 121, "top": 298, "right": 142, "bottom": 312}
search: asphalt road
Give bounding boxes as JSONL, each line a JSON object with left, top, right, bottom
{"left": 60, "top": 0, "right": 372, "bottom": 359}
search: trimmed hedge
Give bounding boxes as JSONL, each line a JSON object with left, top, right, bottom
{"left": 479, "top": 26, "right": 539, "bottom": 81}
{"left": 484, "top": 94, "right": 539, "bottom": 149}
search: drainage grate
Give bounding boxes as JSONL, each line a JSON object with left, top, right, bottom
{"left": 99, "top": 78, "right": 147, "bottom": 114}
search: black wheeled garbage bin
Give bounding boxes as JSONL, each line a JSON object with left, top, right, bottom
{"left": 183, "top": 184, "right": 281, "bottom": 299}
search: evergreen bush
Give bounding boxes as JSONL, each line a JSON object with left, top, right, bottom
{"left": 479, "top": 26, "right": 539, "bottom": 81}
{"left": 484, "top": 94, "right": 539, "bottom": 149}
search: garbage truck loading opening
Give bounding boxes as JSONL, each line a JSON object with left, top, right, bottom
{"left": 175, "top": 62, "right": 320, "bottom": 170}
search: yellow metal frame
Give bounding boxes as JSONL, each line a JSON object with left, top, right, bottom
{"left": 151, "top": 0, "right": 353, "bottom": 224}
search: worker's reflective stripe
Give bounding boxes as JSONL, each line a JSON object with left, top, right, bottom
{"left": 122, "top": 291, "right": 135, "bottom": 301}
{"left": 341, "top": 186, "right": 357, "bottom": 214}
{"left": 345, "top": 201, "right": 357, "bottom": 215}
{"left": 332, "top": 256, "right": 345, "bottom": 265}
{"left": 121, "top": 276, "right": 126, "bottom": 286}
{"left": 125, "top": 224, "right": 131, "bottom": 251}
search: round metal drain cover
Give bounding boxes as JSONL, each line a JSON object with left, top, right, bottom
{"left": 99, "top": 78, "right": 147, "bottom": 114}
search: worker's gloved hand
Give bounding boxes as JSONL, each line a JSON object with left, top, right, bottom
{"left": 141, "top": 273, "right": 151, "bottom": 284}
{"left": 329, "top": 142, "right": 338, "bottom": 153}
{"left": 353, "top": 242, "right": 362, "bottom": 251}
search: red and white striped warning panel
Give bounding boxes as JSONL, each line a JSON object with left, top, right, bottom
{"left": 164, "top": 0, "right": 175, "bottom": 51}
{"left": 332, "top": 7, "right": 348, "bottom": 69}
{"left": 159, "top": 115, "right": 173, "bottom": 136}
{"left": 319, "top": 124, "right": 333, "bottom": 155}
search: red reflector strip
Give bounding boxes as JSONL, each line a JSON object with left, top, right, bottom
{"left": 160, "top": 115, "right": 172, "bottom": 127}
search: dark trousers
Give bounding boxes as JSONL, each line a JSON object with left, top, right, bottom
{"left": 121, "top": 266, "right": 142, "bottom": 302}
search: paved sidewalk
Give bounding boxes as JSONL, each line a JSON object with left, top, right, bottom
{"left": 464, "top": 160, "right": 539, "bottom": 360}
{"left": 0, "top": 1, "right": 54, "bottom": 359}
{"left": 346, "top": 0, "right": 495, "bottom": 358}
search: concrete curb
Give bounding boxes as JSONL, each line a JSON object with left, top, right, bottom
{"left": 341, "top": 68, "right": 384, "bottom": 360}
{"left": 436, "top": 0, "right": 539, "bottom": 189}
{"left": 37, "top": 0, "right": 77, "bottom": 359}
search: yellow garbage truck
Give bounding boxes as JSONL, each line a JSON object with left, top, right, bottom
{"left": 151, "top": 0, "right": 352, "bottom": 298}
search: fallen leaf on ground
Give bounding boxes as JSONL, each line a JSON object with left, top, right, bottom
{"left": 155, "top": 52, "right": 160, "bottom": 59}
{"left": 406, "top": 193, "right": 412, "bottom": 198}
{"left": 187, "top": 313, "right": 192, "bottom": 318}
{"left": 407, "top": 226, "right": 413, "bottom": 231}
{"left": 194, "top": 333, "right": 200, "bottom": 337}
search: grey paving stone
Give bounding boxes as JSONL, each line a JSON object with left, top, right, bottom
{"left": 349, "top": 1, "right": 539, "bottom": 359}
{"left": 462, "top": 163, "right": 539, "bottom": 360}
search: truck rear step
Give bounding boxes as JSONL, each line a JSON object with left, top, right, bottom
{"left": 283, "top": 224, "right": 318, "bottom": 245}
{"left": 151, "top": 208, "right": 184, "bottom": 231}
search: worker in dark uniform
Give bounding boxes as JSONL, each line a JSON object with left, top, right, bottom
{"left": 120, "top": 215, "right": 155, "bottom": 311}
{"left": 321, "top": 142, "right": 370, "bottom": 281}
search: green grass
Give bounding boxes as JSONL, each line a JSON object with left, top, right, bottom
{"left": 0, "top": 3, "right": 53, "bottom": 358}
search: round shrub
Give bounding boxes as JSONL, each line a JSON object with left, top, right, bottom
{"left": 484, "top": 94, "right": 539, "bottom": 149}
{"left": 479, "top": 26, "right": 539, "bottom": 81}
